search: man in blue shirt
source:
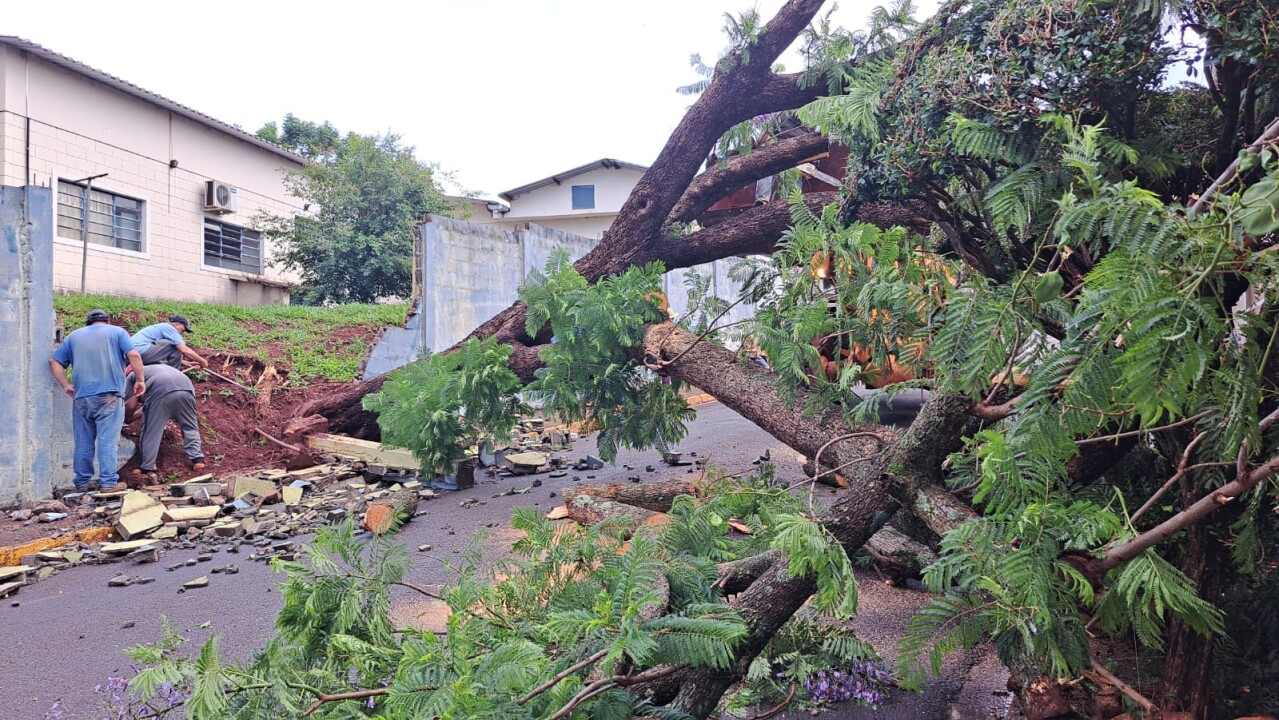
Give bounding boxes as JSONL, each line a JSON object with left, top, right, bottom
{"left": 131, "top": 315, "right": 209, "bottom": 370}
{"left": 49, "top": 309, "right": 147, "bottom": 491}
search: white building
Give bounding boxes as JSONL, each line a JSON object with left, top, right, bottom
{"left": 0, "top": 37, "right": 305, "bottom": 305}
{"left": 468, "top": 159, "right": 647, "bottom": 240}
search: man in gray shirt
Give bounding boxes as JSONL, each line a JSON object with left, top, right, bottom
{"left": 125, "top": 364, "right": 205, "bottom": 479}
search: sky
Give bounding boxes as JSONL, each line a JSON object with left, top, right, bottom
{"left": 2, "top": 0, "right": 938, "bottom": 199}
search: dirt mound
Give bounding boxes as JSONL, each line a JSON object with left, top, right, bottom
{"left": 119, "top": 352, "right": 341, "bottom": 482}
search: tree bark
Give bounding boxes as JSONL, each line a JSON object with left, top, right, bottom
{"left": 559, "top": 488, "right": 667, "bottom": 531}
{"left": 669, "top": 132, "right": 830, "bottom": 225}
{"left": 560, "top": 478, "right": 705, "bottom": 513}
{"left": 638, "top": 322, "right": 894, "bottom": 464}
{"left": 670, "top": 388, "right": 977, "bottom": 717}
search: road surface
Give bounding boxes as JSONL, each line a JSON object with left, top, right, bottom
{"left": 0, "top": 401, "right": 1005, "bottom": 720}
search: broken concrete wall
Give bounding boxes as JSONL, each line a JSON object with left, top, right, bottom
{"left": 360, "top": 308, "right": 423, "bottom": 380}
{"left": 418, "top": 216, "right": 595, "bottom": 353}
{"left": 0, "top": 185, "right": 72, "bottom": 506}
{"left": 417, "top": 215, "right": 755, "bottom": 355}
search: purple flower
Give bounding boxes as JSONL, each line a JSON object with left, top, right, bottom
{"left": 803, "top": 660, "right": 891, "bottom": 706}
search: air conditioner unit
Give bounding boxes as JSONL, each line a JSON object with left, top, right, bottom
{"left": 203, "top": 180, "right": 238, "bottom": 214}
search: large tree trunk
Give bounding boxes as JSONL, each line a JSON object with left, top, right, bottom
{"left": 297, "top": 0, "right": 850, "bottom": 438}
{"left": 668, "top": 381, "right": 978, "bottom": 716}
{"left": 1159, "top": 485, "right": 1232, "bottom": 719}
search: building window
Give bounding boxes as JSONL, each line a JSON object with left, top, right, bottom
{"left": 571, "top": 185, "right": 595, "bottom": 210}
{"left": 56, "top": 181, "right": 143, "bottom": 252}
{"left": 204, "top": 218, "right": 262, "bottom": 274}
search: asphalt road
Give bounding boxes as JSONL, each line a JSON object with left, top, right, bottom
{"left": 0, "top": 401, "right": 1003, "bottom": 720}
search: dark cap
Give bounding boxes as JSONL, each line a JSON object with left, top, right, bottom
{"left": 85, "top": 309, "right": 110, "bottom": 325}
{"left": 169, "top": 315, "right": 191, "bottom": 332}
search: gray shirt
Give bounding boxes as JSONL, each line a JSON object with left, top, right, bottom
{"left": 129, "top": 364, "right": 194, "bottom": 406}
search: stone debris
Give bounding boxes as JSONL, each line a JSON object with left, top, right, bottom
{"left": 33, "top": 500, "right": 71, "bottom": 515}
{"left": 108, "top": 574, "right": 154, "bottom": 587}
{"left": 101, "top": 539, "right": 159, "bottom": 554}
{"left": 162, "top": 506, "right": 220, "bottom": 523}
{"left": 504, "top": 452, "right": 549, "bottom": 474}
{"left": 115, "top": 491, "right": 165, "bottom": 540}
{"left": 2, "top": 413, "right": 608, "bottom": 594}
{"left": 662, "top": 452, "right": 692, "bottom": 466}
{"left": 281, "top": 486, "right": 303, "bottom": 506}
{"left": 182, "top": 576, "right": 209, "bottom": 589}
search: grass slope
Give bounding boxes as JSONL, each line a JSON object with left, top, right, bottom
{"left": 55, "top": 294, "right": 407, "bottom": 382}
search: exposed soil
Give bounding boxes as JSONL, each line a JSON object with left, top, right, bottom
{"left": 118, "top": 351, "right": 326, "bottom": 481}
{"left": 2, "top": 318, "right": 387, "bottom": 547}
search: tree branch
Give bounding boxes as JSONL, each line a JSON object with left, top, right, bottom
{"left": 1129, "top": 431, "right": 1208, "bottom": 524}
{"left": 518, "top": 649, "right": 610, "bottom": 705}
{"left": 1075, "top": 410, "right": 1212, "bottom": 447}
{"left": 300, "top": 688, "right": 389, "bottom": 718}
{"left": 669, "top": 132, "right": 830, "bottom": 225}
{"left": 1100, "top": 450, "right": 1279, "bottom": 573}
{"left": 1190, "top": 114, "right": 1279, "bottom": 215}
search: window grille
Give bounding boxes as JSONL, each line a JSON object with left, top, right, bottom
{"left": 57, "top": 181, "right": 143, "bottom": 252}
{"left": 203, "top": 218, "right": 262, "bottom": 274}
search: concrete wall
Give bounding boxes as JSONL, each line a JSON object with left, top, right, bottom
{"left": 0, "top": 185, "right": 72, "bottom": 506}
{"left": 418, "top": 216, "right": 753, "bottom": 355}
{"left": 0, "top": 46, "right": 304, "bottom": 305}
{"left": 419, "top": 217, "right": 598, "bottom": 353}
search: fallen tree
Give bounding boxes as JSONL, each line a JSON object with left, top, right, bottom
{"left": 184, "top": 0, "right": 1279, "bottom": 718}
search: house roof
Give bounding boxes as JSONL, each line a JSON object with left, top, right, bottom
{"left": 0, "top": 36, "right": 305, "bottom": 165}
{"left": 498, "top": 158, "right": 647, "bottom": 202}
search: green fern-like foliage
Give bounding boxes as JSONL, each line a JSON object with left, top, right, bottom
{"left": 120, "top": 466, "right": 886, "bottom": 719}
{"left": 363, "top": 337, "right": 526, "bottom": 474}
{"left": 1094, "top": 550, "right": 1225, "bottom": 650}
{"left": 522, "top": 251, "right": 696, "bottom": 462}
{"left": 892, "top": 123, "right": 1279, "bottom": 686}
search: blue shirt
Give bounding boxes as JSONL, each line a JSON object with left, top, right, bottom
{"left": 51, "top": 323, "right": 134, "bottom": 399}
{"left": 131, "top": 322, "right": 186, "bottom": 353}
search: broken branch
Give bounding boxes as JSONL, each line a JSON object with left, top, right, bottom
{"left": 518, "top": 649, "right": 610, "bottom": 706}
{"left": 300, "top": 688, "right": 390, "bottom": 718}
{"left": 1100, "top": 450, "right": 1279, "bottom": 573}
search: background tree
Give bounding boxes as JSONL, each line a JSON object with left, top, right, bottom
{"left": 255, "top": 115, "right": 458, "bottom": 304}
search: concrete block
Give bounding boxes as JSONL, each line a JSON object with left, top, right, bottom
{"left": 162, "top": 506, "right": 220, "bottom": 522}
{"left": 231, "top": 477, "right": 277, "bottom": 499}
{"left": 114, "top": 491, "right": 165, "bottom": 539}
{"left": 101, "top": 539, "right": 158, "bottom": 554}
{"left": 281, "top": 486, "right": 303, "bottom": 506}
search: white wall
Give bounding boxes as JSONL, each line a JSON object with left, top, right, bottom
{"left": 503, "top": 166, "right": 643, "bottom": 233}
{"left": 418, "top": 216, "right": 753, "bottom": 354}
{"left": 0, "top": 46, "right": 305, "bottom": 305}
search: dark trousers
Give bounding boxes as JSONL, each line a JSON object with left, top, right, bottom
{"left": 138, "top": 391, "right": 203, "bottom": 471}
{"left": 139, "top": 340, "right": 182, "bottom": 369}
